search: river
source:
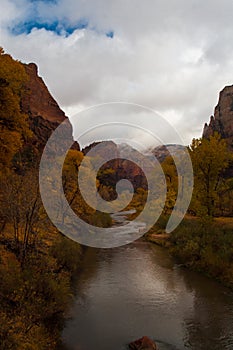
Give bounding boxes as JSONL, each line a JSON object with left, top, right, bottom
{"left": 62, "top": 240, "right": 233, "bottom": 350}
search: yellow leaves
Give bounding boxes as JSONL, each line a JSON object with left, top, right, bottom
{"left": 0, "top": 237, "right": 77, "bottom": 348}
{"left": 190, "top": 133, "right": 231, "bottom": 175}
{"left": 0, "top": 129, "right": 22, "bottom": 168}
{"left": 0, "top": 50, "right": 28, "bottom": 96}
{"left": 189, "top": 132, "right": 232, "bottom": 216}
{"left": 0, "top": 49, "right": 31, "bottom": 169}
{"left": 63, "top": 149, "right": 84, "bottom": 170}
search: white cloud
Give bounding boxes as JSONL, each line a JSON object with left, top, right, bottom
{"left": 1, "top": 0, "right": 233, "bottom": 146}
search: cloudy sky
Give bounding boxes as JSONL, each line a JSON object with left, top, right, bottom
{"left": 1, "top": 0, "right": 233, "bottom": 147}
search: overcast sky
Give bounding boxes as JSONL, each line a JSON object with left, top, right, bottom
{"left": 1, "top": 0, "right": 233, "bottom": 147}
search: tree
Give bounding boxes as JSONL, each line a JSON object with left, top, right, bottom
{"left": 161, "top": 155, "right": 178, "bottom": 214}
{"left": 0, "top": 48, "right": 31, "bottom": 170}
{"left": 189, "top": 132, "right": 232, "bottom": 216}
{"left": 0, "top": 171, "right": 44, "bottom": 261}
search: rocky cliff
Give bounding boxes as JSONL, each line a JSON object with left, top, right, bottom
{"left": 21, "top": 62, "right": 79, "bottom": 154}
{"left": 22, "top": 63, "right": 66, "bottom": 123}
{"left": 203, "top": 85, "right": 233, "bottom": 148}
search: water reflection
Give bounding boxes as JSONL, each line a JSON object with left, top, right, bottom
{"left": 181, "top": 270, "right": 233, "bottom": 349}
{"left": 63, "top": 241, "right": 233, "bottom": 350}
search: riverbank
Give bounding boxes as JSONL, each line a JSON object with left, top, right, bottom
{"left": 145, "top": 232, "right": 170, "bottom": 247}
{"left": 146, "top": 216, "right": 233, "bottom": 289}
{"left": 0, "top": 224, "right": 84, "bottom": 350}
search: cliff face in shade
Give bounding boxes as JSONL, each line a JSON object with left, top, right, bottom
{"left": 21, "top": 62, "right": 79, "bottom": 152}
{"left": 203, "top": 85, "right": 233, "bottom": 148}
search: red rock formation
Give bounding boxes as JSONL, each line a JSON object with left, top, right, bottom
{"left": 129, "top": 336, "right": 158, "bottom": 350}
{"left": 22, "top": 63, "right": 66, "bottom": 123}
{"left": 203, "top": 85, "right": 233, "bottom": 148}
{"left": 21, "top": 62, "right": 79, "bottom": 153}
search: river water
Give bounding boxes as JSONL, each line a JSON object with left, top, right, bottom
{"left": 62, "top": 240, "right": 233, "bottom": 350}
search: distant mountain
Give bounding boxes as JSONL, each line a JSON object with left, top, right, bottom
{"left": 150, "top": 144, "right": 187, "bottom": 162}
{"left": 82, "top": 141, "right": 148, "bottom": 192}
{"left": 81, "top": 141, "right": 187, "bottom": 198}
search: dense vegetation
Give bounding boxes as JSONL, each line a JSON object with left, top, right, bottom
{"left": 0, "top": 49, "right": 86, "bottom": 349}
{"left": 147, "top": 133, "right": 233, "bottom": 287}
{"left": 170, "top": 217, "right": 233, "bottom": 286}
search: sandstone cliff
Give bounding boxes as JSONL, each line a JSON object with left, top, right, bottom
{"left": 22, "top": 63, "right": 66, "bottom": 123}
{"left": 203, "top": 85, "right": 233, "bottom": 148}
{"left": 21, "top": 62, "right": 79, "bottom": 153}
